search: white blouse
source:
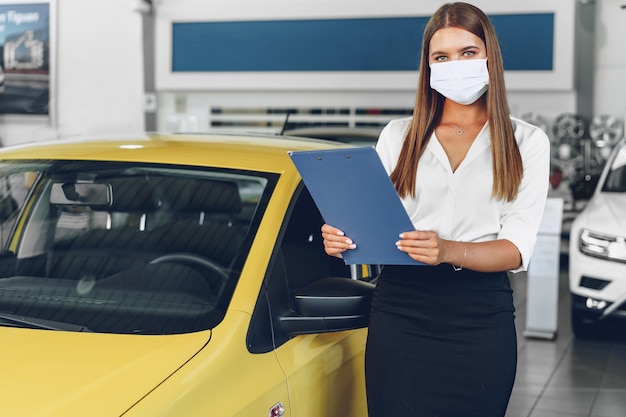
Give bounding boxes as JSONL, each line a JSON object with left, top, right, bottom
{"left": 376, "top": 116, "right": 550, "bottom": 272}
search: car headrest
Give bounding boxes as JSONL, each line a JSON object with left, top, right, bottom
{"left": 98, "top": 177, "right": 161, "bottom": 212}
{"left": 152, "top": 178, "right": 242, "bottom": 214}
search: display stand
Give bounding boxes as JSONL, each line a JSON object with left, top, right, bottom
{"left": 524, "top": 198, "right": 564, "bottom": 340}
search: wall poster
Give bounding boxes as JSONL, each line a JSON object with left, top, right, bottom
{"left": 0, "top": 1, "right": 50, "bottom": 115}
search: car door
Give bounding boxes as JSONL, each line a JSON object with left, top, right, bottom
{"left": 275, "top": 326, "right": 368, "bottom": 417}
{"left": 248, "top": 186, "right": 368, "bottom": 416}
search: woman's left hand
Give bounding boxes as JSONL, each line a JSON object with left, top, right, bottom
{"left": 395, "top": 230, "right": 448, "bottom": 266}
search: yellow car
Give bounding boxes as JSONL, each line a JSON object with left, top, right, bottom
{"left": 0, "top": 133, "right": 372, "bottom": 416}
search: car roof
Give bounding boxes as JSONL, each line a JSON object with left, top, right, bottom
{"left": 0, "top": 132, "right": 352, "bottom": 173}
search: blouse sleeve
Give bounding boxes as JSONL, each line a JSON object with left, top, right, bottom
{"left": 498, "top": 122, "right": 551, "bottom": 272}
{"left": 375, "top": 118, "right": 412, "bottom": 175}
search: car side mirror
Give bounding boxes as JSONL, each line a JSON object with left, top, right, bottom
{"left": 279, "top": 277, "right": 374, "bottom": 336}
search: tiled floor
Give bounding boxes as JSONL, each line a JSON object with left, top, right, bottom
{"left": 506, "top": 258, "right": 626, "bottom": 417}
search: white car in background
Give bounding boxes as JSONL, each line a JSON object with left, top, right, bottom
{"left": 569, "top": 137, "right": 626, "bottom": 338}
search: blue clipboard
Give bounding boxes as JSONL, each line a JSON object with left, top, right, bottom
{"left": 288, "top": 146, "right": 421, "bottom": 265}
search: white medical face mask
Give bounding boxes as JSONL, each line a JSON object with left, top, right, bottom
{"left": 429, "top": 58, "right": 489, "bottom": 105}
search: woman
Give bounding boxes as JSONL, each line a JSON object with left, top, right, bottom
{"left": 322, "top": 3, "right": 550, "bottom": 417}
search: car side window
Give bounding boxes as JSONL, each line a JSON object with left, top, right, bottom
{"left": 0, "top": 171, "right": 37, "bottom": 249}
{"left": 247, "top": 185, "right": 350, "bottom": 353}
{"left": 602, "top": 144, "right": 626, "bottom": 192}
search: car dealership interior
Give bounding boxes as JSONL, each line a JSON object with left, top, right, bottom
{"left": 0, "top": 0, "right": 625, "bottom": 416}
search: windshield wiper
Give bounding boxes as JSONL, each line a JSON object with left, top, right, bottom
{"left": 0, "top": 312, "right": 93, "bottom": 332}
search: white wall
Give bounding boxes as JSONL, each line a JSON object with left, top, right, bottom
{"left": 55, "top": 0, "right": 145, "bottom": 137}
{"left": 593, "top": 0, "right": 626, "bottom": 120}
{"left": 0, "top": 0, "right": 145, "bottom": 146}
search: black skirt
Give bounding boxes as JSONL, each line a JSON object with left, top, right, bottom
{"left": 365, "top": 264, "right": 517, "bottom": 417}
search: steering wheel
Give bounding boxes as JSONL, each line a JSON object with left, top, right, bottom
{"left": 149, "top": 252, "right": 230, "bottom": 291}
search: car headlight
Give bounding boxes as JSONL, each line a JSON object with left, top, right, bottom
{"left": 579, "top": 229, "right": 626, "bottom": 263}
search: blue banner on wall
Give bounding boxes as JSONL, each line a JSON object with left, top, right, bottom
{"left": 172, "top": 13, "right": 553, "bottom": 72}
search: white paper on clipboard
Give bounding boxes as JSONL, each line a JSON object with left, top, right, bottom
{"left": 288, "top": 146, "right": 422, "bottom": 265}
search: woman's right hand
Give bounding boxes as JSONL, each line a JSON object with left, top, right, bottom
{"left": 321, "top": 223, "right": 357, "bottom": 258}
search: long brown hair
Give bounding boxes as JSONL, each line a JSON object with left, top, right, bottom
{"left": 389, "top": 2, "right": 522, "bottom": 202}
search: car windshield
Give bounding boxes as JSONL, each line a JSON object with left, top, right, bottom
{"left": 601, "top": 143, "right": 626, "bottom": 193}
{"left": 0, "top": 161, "right": 272, "bottom": 334}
